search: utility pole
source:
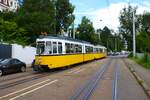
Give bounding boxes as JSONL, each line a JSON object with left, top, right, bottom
{"left": 99, "top": 19, "right": 102, "bottom": 41}
{"left": 133, "top": 10, "right": 136, "bottom": 57}
{"left": 73, "top": 21, "right": 75, "bottom": 39}
{"left": 115, "top": 37, "right": 117, "bottom": 52}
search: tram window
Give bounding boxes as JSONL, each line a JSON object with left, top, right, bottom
{"left": 85, "top": 46, "right": 89, "bottom": 53}
{"left": 65, "top": 43, "right": 71, "bottom": 53}
{"left": 78, "top": 45, "right": 82, "bottom": 53}
{"left": 86, "top": 46, "right": 90, "bottom": 53}
{"left": 94, "top": 48, "right": 96, "bottom": 53}
{"left": 91, "top": 47, "right": 94, "bottom": 53}
{"left": 94, "top": 48, "right": 98, "bottom": 53}
{"left": 70, "top": 44, "right": 75, "bottom": 53}
{"left": 96, "top": 48, "right": 99, "bottom": 52}
{"left": 99, "top": 48, "right": 103, "bottom": 53}
{"left": 75, "top": 44, "right": 82, "bottom": 53}
{"left": 58, "top": 42, "right": 62, "bottom": 54}
{"left": 75, "top": 45, "right": 78, "bottom": 53}
{"left": 45, "top": 42, "right": 52, "bottom": 54}
{"left": 36, "top": 42, "right": 45, "bottom": 55}
{"left": 86, "top": 46, "right": 93, "bottom": 53}
{"left": 53, "top": 42, "right": 57, "bottom": 54}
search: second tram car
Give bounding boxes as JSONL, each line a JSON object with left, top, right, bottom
{"left": 33, "top": 36, "right": 107, "bottom": 71}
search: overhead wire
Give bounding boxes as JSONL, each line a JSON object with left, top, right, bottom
{"left": 105, "top": 0, "right": 113, "bottom": 30}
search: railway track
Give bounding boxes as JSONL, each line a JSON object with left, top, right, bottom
{"left": 0, "top": 73, "right": 50, "bottom": 90}
{"left": 71, "top": 58, "right": 120, "bottom": 100}
{"left": 0, "top": 64, "right": 85, "bottom": 90}
{"left": 0, "top": 72, "right": 35, "bottom": 83}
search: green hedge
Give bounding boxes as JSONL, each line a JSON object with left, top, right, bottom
{"left": 130, "top": 53, "right": 150, "bottom": 69}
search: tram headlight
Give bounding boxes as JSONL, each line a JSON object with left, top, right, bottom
{"left": 38, "top": 57, "right": 42, "bottom": 64}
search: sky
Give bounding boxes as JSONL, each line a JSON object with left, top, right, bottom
{"left": 70, "top": 0, "right": 150, "bottom": 31}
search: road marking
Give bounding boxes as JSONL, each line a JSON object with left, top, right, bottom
{"left": 9, "top": 79, "right": 58, "bottom": 100}
{"left": 112, "top": 63, "right": 119, "bottom": 100}
{"left": 0, "top": 79, "right": 51, "bottom": 99}
{"left": 74, "top": 68, "right": 85, "bottom": 74}
{"left": 68, "top": 68, "right": 81, "bottom": 74}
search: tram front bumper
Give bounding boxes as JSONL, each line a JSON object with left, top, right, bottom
{"left": 33, "top": 65, "right": 41, "bottom": 71}
{"left": 33, "top": 64, "right": 49, "bottom": 72}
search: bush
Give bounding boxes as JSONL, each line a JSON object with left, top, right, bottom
{"left": 130, "top": 52, "right": 150, "bottom": 69}
{"left": 142, "top": 53, "right": 149, "bottom": 62}
{"left": 128, "top": 52, "right": 133, "bottom": 58}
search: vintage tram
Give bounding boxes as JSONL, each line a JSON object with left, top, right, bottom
{"left": 33, "top": 36, "right": 107, "bottom": 71}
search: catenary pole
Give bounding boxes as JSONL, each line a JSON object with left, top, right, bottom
{"left": 133, "top": 10, "right": 136, "bottom": 57}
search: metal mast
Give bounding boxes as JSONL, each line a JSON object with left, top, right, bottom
{"left": 132, "top": 10, "right": 136, "bottom": 57}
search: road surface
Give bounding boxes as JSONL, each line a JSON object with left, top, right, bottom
{"left": 0, "top": 57, "right": 149, "bottom": 100}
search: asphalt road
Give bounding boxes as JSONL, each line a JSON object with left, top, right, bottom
{"left": 0, "top": 57, "right": 149, "bottom": 100}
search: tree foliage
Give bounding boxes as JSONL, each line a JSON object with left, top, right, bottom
{"left": 100, "top": 26, "right": 112, "bottom": 47}
{"left": 137, "top": 12, "right": 150, "bottom": 52}
{"left": 16, "top": 0, "right": 56, "bottom": 43}
{"left": 119, "top": 5, "right": 139, "bottom": 51}
{"left": 0, "top": 0, "right": 75, "bottom": 46}
{"left": 76, "top": 16, "right": 99, "bottom": 44}
{"left": 0, "top": 18, "right": 28, "bottom": 45}
{"left": 140, "top": 12, "right": 150, "bottom": 33}
{"left": 0, "top": 11, "right": 16, "bottom": 22}
{"left": 119, "top": 5, "right": 150, "bottom": 53}
{"left": 98, "top": 27, "right": 124, "bottom": 52}
{"left": 55, "top": 0, "right": 75, "bottom": 34}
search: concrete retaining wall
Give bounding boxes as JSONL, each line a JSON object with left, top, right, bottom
{"left": 136, "top": 53, "right": 150, "bottom": 60}
{"left": 136, "top": 53, "right": 144, "bottom": 59}
{"left": 12, "top": 44, "right": 36, "bottom": 66}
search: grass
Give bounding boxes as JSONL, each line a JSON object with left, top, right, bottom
{"left": 130, "top": 57, "right": 150, "bottom": 70}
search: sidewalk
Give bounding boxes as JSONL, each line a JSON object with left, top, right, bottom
{"left": 125, "top": 58, "right": 150, "bottom": 87}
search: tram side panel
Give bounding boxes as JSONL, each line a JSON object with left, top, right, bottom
{"left": 94, "top": 53, "right": 106, "bottom": 59}
{"left": 83, "top": 45, "right": 95, "bottom": 62}
{"left": 94, "top": 53, "right": 100, "bottom": 59}
{"left": 35, "top": 54, "right": 84, "bottom": 69}
{"left": 83, "top": 53, "right": 95, "bottom": 62}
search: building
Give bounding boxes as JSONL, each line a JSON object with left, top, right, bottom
{"left": 0, "top": 0, "right": 19, "bottom": 11}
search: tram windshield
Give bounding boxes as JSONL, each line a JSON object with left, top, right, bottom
{"left": 36, "top": 42, "right": 45, "bottom": 55}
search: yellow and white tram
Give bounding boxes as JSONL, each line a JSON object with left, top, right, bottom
{"left": 33, "top": 36, "right": 107, "bottom": 71}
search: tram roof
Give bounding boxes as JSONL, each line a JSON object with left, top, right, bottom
{"left": 38, "top": 35, "right": 91, "bottom": 44}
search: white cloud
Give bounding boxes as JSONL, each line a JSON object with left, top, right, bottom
{"left": 74, "top": 2, "right": 150, "bottom": 31}
{"left": 91, "top": 2, "right": 128, "bottom": 31}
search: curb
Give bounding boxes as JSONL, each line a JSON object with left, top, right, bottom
{"left": 124, "top": 59, "right": 150, "bottom": 99}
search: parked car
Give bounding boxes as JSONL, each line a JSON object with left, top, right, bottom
{"left": 0, "top": 59, "right": 5, "bottom": 62}
{"left": 0, "top": 58, "right": 26, "bottom": 76}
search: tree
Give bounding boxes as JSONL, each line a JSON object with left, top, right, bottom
{"left": 119, "top": 5, "right": 139, "bottom": 51}
{"left": 0, "top": 11, "right": 16, "bottom": 22}
{"left": 55, "top": 0, "right": 75, "bottom": 34}
{"left": 76, "top": 16, "right": 99, "bottom": 44}
{"left": 113, "top": 33, "right": 124, "bottom": 52}
{"left": 137, "top": 12, "right": 150, "bottom": 52}
{"left": 0, "top": 18, "right": 28, "bottom": 45}
{"left": 16, "top": 0, "right": 56, "bottom": 43}
{"left": 100, "top": 26, "right": 112, "bottom": 50}
{"left": 140, "top": 12, "right": 150, "bottom": 33}
{"left": 137, "top": 32, "right": 150, "bottom": 52}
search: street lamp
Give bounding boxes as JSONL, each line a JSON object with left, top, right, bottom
{"left": 98, "top": 19, "right": 103, "bottom": 40}
{"left": 73, "top": 20, "right": 75, "bottom": 39}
